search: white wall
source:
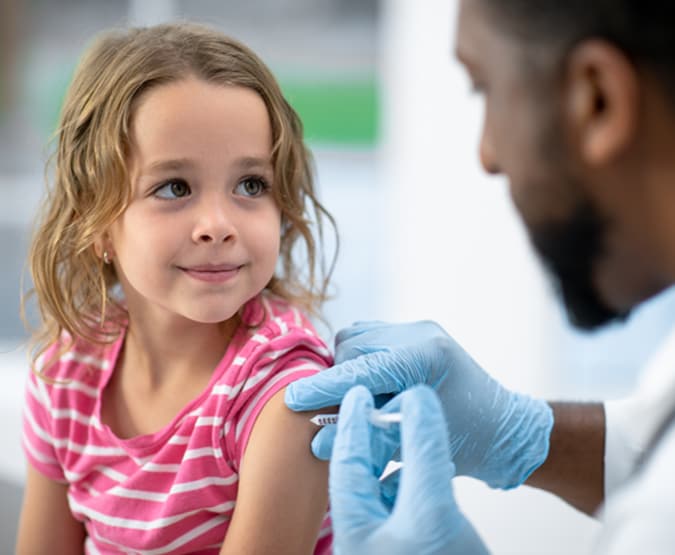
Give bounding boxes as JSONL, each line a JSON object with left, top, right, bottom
{"left": 0, "top": 346, "right": 28, "bottom": 485}
{"left": 376, "top": 0, "right": 600, "bottom": 552}
{"left": 376, "top": 0, "right": 563, "bottom": 396}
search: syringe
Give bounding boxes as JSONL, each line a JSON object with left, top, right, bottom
{"left": 310, "top": 410, "right": 402, "bottom": 429}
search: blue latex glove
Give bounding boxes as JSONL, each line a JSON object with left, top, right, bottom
{"left": 330, "top": 384, "right": 489, "bottom": 555}
{"left": 286, "top": 320, "right": 553, "bottom": 489}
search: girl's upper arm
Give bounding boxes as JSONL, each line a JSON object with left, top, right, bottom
{"left": 16, "top": 464, "right": 85, "bottom": 555}
{"left": 220, "top": 387, "right": 331, "bottom": 555}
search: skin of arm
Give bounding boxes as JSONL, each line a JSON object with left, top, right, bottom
{"left": 16, "top": 464, "right": 86, "bottom": 554}
{"left": 525, "top": 402, "right": 605, "bottom": 515}
{"left": 220, "top": 387, "right": 331, "bottom": 555}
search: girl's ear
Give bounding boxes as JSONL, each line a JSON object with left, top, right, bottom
{"left": 93, "top": 238, "right": 104, "bottom": 259}
{"left": 93, "top": 233, "right": 114, "bottom": 261}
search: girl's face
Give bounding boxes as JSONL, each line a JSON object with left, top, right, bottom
{"left": 104, "top": 77, "right": 281, "bottom": 326}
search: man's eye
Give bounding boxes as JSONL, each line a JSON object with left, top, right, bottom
{"left": 469, "top": 81, "right": 487, "bottom": 96}
{"left": 154, "top": 179, "right": 191, "bottom": 199}
{"left": 235, "top": 177, "right": 269, "bottom": 197}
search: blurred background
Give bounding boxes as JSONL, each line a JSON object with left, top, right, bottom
{"left": 3, "top": 0, "right": 675, "bottom": 551}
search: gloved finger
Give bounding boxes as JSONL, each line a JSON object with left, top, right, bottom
{"left": 334, "top": 321, "right": 390, "bottom": 363}
{"left": 369, "top": 425, "right": 401, "bottom": 478}
{"left": 313, "top": 423, "right": 401, "bottom": 476}
{"left": 379, "top": 464, "right": 402, "bottom": 511}
{"left": 330, "top": 385, "right": 388, "bottom": 537}
{"left": 285, "top": 352, "right": 405, "bottom": 411}
{"left": 334, "top": 321, "right": 387, "bottom": 345}
{"left": 371, "top": 393, "right": 404, "bottom": 471}
{"left": 393, "top": 386, "right": 457, "bottom": 530}
{"left": 377, "top": 390, "right": 403, "bottom": 413}
{"left": 310, "top": 424, "right": 336, "bottom": 460}
{"left": 309, "top": 394, "right": 403, "bottom": 462}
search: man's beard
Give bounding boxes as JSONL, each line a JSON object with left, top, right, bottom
{"left": 529, "top": 198, "right": 630, "bottom": 330}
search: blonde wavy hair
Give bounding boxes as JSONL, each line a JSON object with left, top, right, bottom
{"left": 24, "top": 22, "right": 337, "bottom": 366}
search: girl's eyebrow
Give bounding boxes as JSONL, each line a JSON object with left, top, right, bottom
{"left": 234, "top": 156, "right": 273, "bottom": 171}
{"left": 142, "top": 156, "right": 272, "bottom": 175}
{"left": 144, "top": 157, "right": 196, "bottom": 174}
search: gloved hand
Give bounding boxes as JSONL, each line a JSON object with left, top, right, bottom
{"left": 330, "top": 384, "right": 489, "bottom": 555}
{"left": 286, "top": 320, "right": 553, "bottom": 489}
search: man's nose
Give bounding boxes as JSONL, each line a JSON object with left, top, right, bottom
{"left": 479, "top": 127, "right": 501, "bottom": 175}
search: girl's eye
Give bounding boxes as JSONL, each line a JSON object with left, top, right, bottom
{"left": 235, "top": 177, "right": 269, "bottom": 197}
{"left": 154, "top": 179, "right": 191, "bottom": 199}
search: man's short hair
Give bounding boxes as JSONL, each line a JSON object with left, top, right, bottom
{"left": 480, "top": 0, "right": 675, "bottom": 99}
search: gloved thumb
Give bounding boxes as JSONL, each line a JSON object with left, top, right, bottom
{"left": 330, "top": 385, "right": 388, "bottom": 538}
{"left": 393, "top": 386, "right": 457, "bottom": 530}
{"left": 393, "top": 386, "right": 490, "bottom": 554}
{"left": 310, "top": 424, "right": 336, "bottom": 460}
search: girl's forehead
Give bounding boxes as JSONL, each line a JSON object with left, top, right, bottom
{"left": 127, "top": 79, "right": 274, "bottom": 177}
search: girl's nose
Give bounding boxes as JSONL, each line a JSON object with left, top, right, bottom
{"left": 191, "top": 198, "right": 236, "bottom": 244}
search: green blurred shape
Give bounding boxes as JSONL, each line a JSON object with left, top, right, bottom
{"left": 25, "top": 60, "right": 74, "bottom": 140}
{"left": 35, "top": 65, "right": 379, "bottom": 147}
{"left": 43, "top": 68, "right": 73, "bottom": 137}
{"left": 280, "top": 76, "right": 379, "bottom": 146}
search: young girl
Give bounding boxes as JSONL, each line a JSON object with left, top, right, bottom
{"left": 18, "top": 22, "right": 337, "bottom": 554}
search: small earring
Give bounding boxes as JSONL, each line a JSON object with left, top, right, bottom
{"left": 103, "top": 251, "right": 111, "bottom": 265}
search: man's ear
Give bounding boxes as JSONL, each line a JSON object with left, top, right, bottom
{"left": 563, "top": 39, "right": 639, "bottom": 166}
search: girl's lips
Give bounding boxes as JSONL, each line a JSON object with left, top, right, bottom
{"left": 180, "top": 265, "right": 242, "bottom": 283}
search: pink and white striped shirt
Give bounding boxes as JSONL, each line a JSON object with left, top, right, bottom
{"left": 23, "top": 295, "right": 333, "bottom": 554}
